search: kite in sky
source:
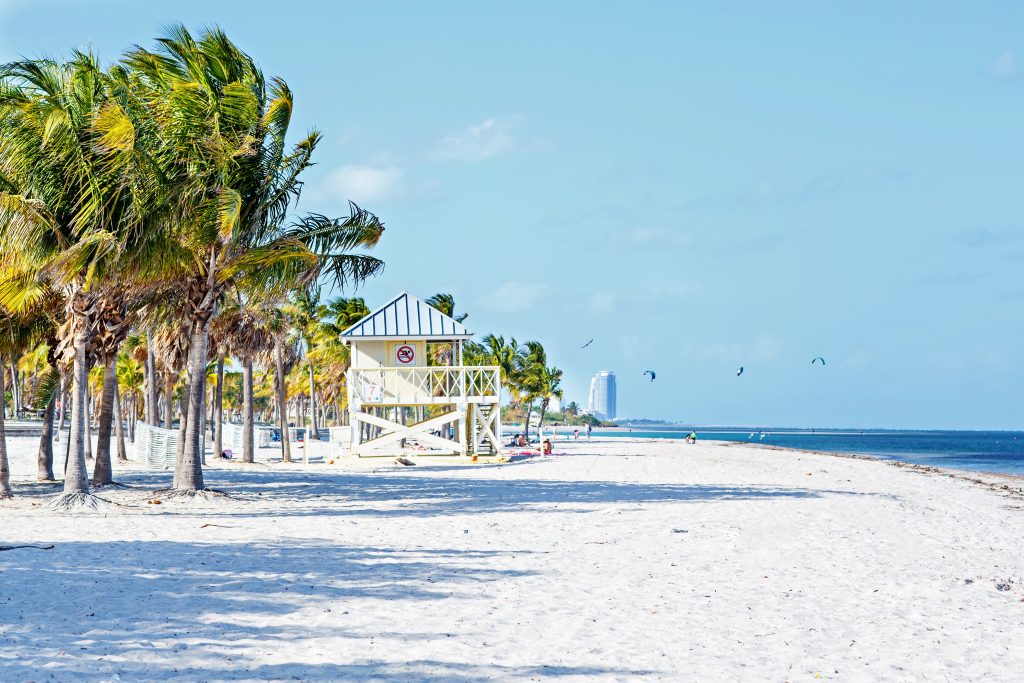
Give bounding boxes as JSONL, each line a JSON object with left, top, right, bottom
{"left": 812, "top": 357, "right": 826, "bottom": 366}
{"left": 643, "top": 370, "right": 656, "bottom": 382}
{"left": 581, "top": 339, "right": 594, "bottom": 349}
{"left": 736, "top": 366, "right": 744, "bottom": 376}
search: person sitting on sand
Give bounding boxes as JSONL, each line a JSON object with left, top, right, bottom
{"left": 685, "top": 431, "right": 697, "bottom": 445}
{"left": 536, "top": 439, "right": 552, "bottom": 455}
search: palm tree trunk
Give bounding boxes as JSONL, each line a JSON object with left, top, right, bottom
{"left": 214, "top": 355, "right": 224, "bottom": 458}
{"left": 173, "top": 324, "right": 208, "bottom": 491}
{"left": 128, "top": 395, "right": 136, "bottom": 441}
{"left": 92, "top": 356, "right": 117, "bottom": 485}
{"left": 64, "top": 319, "right": 91, "bottom": 496}
{"left": 163, "top": 371, "right": 174, "bottom": 430}
{"left": 114, "top": 381, "right": 128, "bottom": 464}
{"left": 241, "top": 357, "right": 254, "bottom": 464}
{"left": 308, "top": 362, "right": 320, "bottom": 440}
{"left": 8, "top": 361, "right": 20, "bottom": 419}
{"left": 37, "top": 390, "right": 56, "bottom": 481}
{"left": 145, "top": 326, "right": 156, "bottom": 425}
{"left": 275, "top": 341, "right": 292, "bottom": 463}
{"left": 85, "top": 384, "right": 93, "bottom": 461}
{"left": 175, "top": 364, "right": 190, "bottom": 466}
{"left": 56, "top": 377, "right": 67, "bottom": 439}
{"left": 523, "top": 402, "right": 534, "bottom": 441}
{"left": 0, "top": 358, "right": 11, "bottom": 499}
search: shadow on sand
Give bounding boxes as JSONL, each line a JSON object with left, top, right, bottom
{"left": 0, "top": 538, "right": 656, "bottom": 680}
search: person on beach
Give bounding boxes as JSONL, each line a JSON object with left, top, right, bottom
{"left": 573, "top": 429, "right": 580, "bottom": 441}
{"left": 538, "top": 439, "right": 552, "bottom": 455}
{"left": 685, "top": 431, "right": 697, "bottom": 444}
{"left": 586, "top": 424, "right": 592, "bottom": 440}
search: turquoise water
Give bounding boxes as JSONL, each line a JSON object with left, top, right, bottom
{"left": 585, "top": 428, "right": 1024, "bottom": 476}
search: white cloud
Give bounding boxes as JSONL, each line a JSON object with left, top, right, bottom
{"left": 432, "top": 118, "right": 516, "bottom": 162}
{"left": 484, "top": 281, "right": 547, "bottom": 313}
{"left": 990, "top": 49, "right": 1016, "bottom": 79}
{"left": 319, "top": 165, "right": 403, "bottom": 203}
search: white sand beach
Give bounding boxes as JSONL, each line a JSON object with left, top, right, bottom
{"left": 1, "top": 435, "right": 1022, "bottom": 681}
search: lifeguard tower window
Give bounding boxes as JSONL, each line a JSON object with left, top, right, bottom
{"left": 426, "top": 341, "right": 455, "bottom": 366}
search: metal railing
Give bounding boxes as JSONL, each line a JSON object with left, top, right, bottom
{"left": 349, "top": 365, "right": 501, "bottom": 404}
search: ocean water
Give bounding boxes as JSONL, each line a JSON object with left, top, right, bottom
{"left": 586, "top": 428, "right": 1024, "bottom": 476}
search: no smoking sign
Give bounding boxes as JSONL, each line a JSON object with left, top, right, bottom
{"left": 395, "top": 344, "right": 416, "bottom": 365}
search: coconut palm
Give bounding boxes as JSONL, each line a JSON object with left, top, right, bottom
{"left": 290, "top": 288, "right": 325, "bottom": 440}
{"left": 117, "top": 348, "right": 144, "bottom": 442}
{"left": 535, "top": 365, "right": 563, "bottom": 429}
{"left": 214, "top": 301, "right": 274, "bottom": 463}
{"left": 424, "top": 293, "right": 468, "bottom": 324}
{"left": 425, "top": 293, "right": 467, "bottom": 366}
{"left": 119, "top": 26, "right": 385, "bottom": 491}
{"left": 0, "top": 52, "right": 172, "bottom": 506}
{"left": 325, "top": 296, "right": 370, "bottom": 331}
{"left": 515, "top": 340, "right": 548, "bottom": 440}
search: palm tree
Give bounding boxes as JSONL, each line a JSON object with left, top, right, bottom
{"left": 515, "top": 340, "right": 548, "bottom": 440}
{"left": 314, "top": 296, "right": 367, "bottom": 426}
{"left": 425, "top": 293, "right": 467, "bottom": 366}
{"left": 121, "top": 26, "right": 385, "bottom": 491}
{"left": 564, "top": 401, "right": 580, "bottom": 417}
{"left": 0, "top": 311, "right": 36, "bottom": 498}
{"left": 0, "top": 52, "right": 169, "bottom": 506}
{"left": 290, "top": 288, "right": 324, "bottom": 440}
{"left": 325, "top": 296, "right": 370, "bottom": 331}
{"left": 535, "top": 365, "right": 564, "bottom": 429}
{"left": 424, "top": 293, "right": 468, "bottom": 323}
{"left": 215, "top": 301, "right": 274, "bottom": 463}
{"left": 117, "top": 348, "right": 144, "bottom": 443}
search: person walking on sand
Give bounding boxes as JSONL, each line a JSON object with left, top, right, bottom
{"left": 586, "top": 423, "right": 592, "bottom": 441}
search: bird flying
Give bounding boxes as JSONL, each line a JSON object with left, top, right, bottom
{"left": 812, "top": 357, "right": 826, "bottom": 366}
{"left": 581, "top": 339, "right": 594, "bottom": 349}
{"left": 736, "top": 366, "right": 744, "bottom": 376}
{"left": 643, "top": 370, "right": 656, "bottom": 382}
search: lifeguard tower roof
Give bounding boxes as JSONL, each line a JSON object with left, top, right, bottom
{"left": 340, "top": 291, "right": 473, "bottom": 341}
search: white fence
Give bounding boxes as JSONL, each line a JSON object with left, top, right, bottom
{"left": 134, "top": 421, "right": 306, "bottom": 466}
{"left": 133, "top": 421, "right": 178, "bottom": 470}
{"left": 218, "top": 423, "right": 304, "bottom": 455}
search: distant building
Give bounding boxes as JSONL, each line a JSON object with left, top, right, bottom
{"left": 588, "top": 371, "right": 616, "bottom": 420}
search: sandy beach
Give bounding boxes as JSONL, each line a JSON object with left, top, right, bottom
{"left": 1, "top": 435, "right": 1022, "bottom": 681}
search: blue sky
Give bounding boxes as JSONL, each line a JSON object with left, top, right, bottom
{"left": 2, "top": 1, "right": 1022, "bottom": 428}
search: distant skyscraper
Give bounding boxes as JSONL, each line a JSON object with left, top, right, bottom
{"left": 588, "top": 371, "right": 616, "bottom": 420}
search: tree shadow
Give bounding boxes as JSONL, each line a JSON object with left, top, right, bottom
{"left": 97, "top": 465, "right": 872, "bottom": 521}
{"left": 2, "top": 539, "right": 624, "bottom": 681}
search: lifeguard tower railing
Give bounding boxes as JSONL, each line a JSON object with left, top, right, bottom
{"left": 348, "top": 365, "right": 501, "bottom": 405}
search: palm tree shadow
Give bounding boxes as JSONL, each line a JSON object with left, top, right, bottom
{"left": 0, "top": 539, "right": 654, "bottom": 680}
{"left": 108, "top": 465, "right": 870, "bottom": 519}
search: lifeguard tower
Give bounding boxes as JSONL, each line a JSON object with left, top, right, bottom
{"left": 341, "top": 292, "right": 502, "bottom": 457}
